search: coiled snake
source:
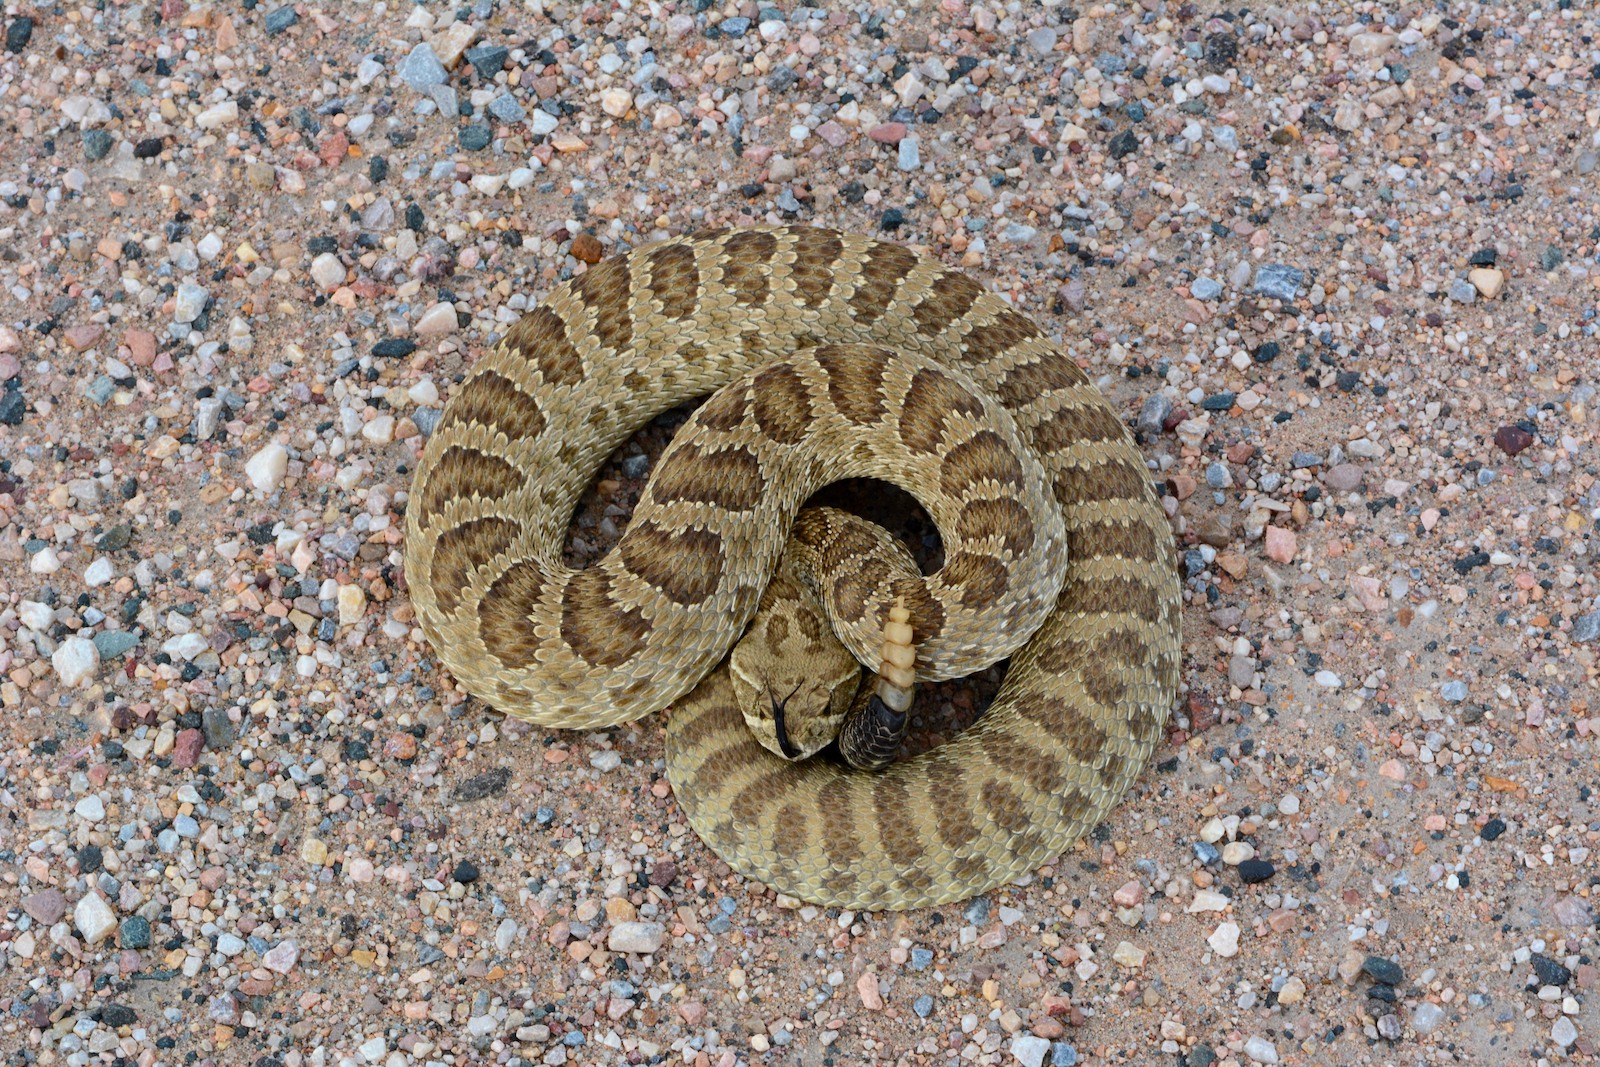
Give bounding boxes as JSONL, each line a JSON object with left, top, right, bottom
{"left": 404, "top": 226, "right": 1181, "bottom": 909}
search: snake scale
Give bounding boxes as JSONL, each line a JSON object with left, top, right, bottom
{"left": 404, "top": 226, "right": 1182, "bottom": 910}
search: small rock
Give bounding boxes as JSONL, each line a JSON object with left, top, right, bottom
{"left": 1532, "top": 954, "right": 1573, "bottom": 988}
{"left": 1136, "top": 394, "right": 1172, "bottom": 437}
{"left": 459, "top": 124, "right": 492, "bottom": 151}
{"left": 1412, "top": 1001, "right": 1446, "bottom": 1035}
{"left": 83, "top": 129, "right": 115, "bottom": 161}
{"left": 1552, "top": 1017, "right": 1578, "bottom": 1048}
{"left": 1494, "top": 425, "right": 1534, "bottom": 455}
{"left": 570, "top": 233, "right": 605, "bottom": 263}
{"left": 265, "top": 6, "right": 299, "bottom": 33}
{"left": 1243, "top": 1036, "right": 1278, "bottom": 1064}
{"left": 1253, "top": 264, "right": 1303, "bottom": 301}
{"left": 1264, "top": 526, "right": 1296, "bottom": 563}
{"left": 1363, "top": 956, "right": 1405, "bottom": 986}
{"left": 1207, "top": 922, "right": 1240, "bottom": 957}
{"left": 1238, "top": 859, "right": 1275, "bottom": 884}
{"left": 6, "top": 15, "right": 34, "bottom": 53}
{"left": 1011, "top": 1034, "right": 1050, "bottom": 1067}
{"left": 173, "top": 284, "right": 209, "bottom": 323}
{"left": 608, "top": 921, "right": 665, "bottom": 954}
{"left": 245, "top": 442, "right": 289, "bottom": 493}
{"left": 1448, "top": 278, "right": 1477, "bottom": 303}
{"left": 1191, "top": 277, "right": 1224, "bottom": 301}
{"left": 856, "top": 972, "right": 884, "bottom": 1010}
{"left": 415, "top": 302, "right": 459, "bottom": 338}
{"left": 53, "top": 637, "right": 100, "bottom": 686}
{"left": 1276, "top": 977, "right": 1305, "bottom": 1005}
{"left": 1377, "top": 1014, "right": 1403, "bottom": 1041}
{"left": 1468, "top": 267, "right": 1504, "bottom": 299}
{"left": 120, "top": 915, "right": 152, "bottom": 949}
{"left": 1573, "top": 611, "right": 1600, "bottom": 643}
{"left": 452, "top": 859, "right": 480, "bottom": 884}
{"left": 75, "top": 893, "right": 118, "bottom": 945}
{"left": 1025, "top": 28, "right": 1058, "bottom": 55}
{"left": 399, "top": 43, "right": 448, "bottom": 90}
{"left": 310, "top": 252, "right": 345, "bottom": 289}
{"left": 1325, "top": 463, "right": 1364, "bottom": 491}
{"left": 23, "top": 889, "right": 66, "bottom": 925}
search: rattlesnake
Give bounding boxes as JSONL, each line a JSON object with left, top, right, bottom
{"left": 404, "top": 226, "right": 1181, "bottom": 909}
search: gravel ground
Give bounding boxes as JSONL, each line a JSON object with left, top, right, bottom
{"left": 3, "top": 2, "right": 1599, "bottom": 1066}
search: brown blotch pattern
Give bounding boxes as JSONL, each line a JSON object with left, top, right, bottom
{"left": 830, "top": 557, "right": 891, "bottom": 625}
{"left": 572, "top": 256, "right": 634, "bottom": 354}
{"left": 651, "top": 442, "right": 765, "bottom": 511}
{"left": 720, "top": 231, "right": 779, "bottom": 305}
{"left": 848, "top": 243, "right": 919, "bottom": 324}
{"left": 477, "top": 559, "right": 551, "bottom": 669}
{"left": 645, "top": 243, "right": 700, "bottom": 320}
{"left": 961, "top": 310, "right": 1045, "bottom": 365}
{"left": 429, "top": 516, "right": 520, "bottom": 615}
{"left": 693, "top": 381, "right": 752, "bottom": 432}
{"left": 927, "top": 763, "right": 980, "bottom": 849}
{"left": 898, "top": 367, "right": 985, "bottom": 454}
{"left": 890, "top": 577, "right": 947, "bottom": 643}
{"left": 815, "top": 345, "right": 891, "bottom": 425}
{"left": 507, "top": 305, "right": 586, "bottom": 387}
{"left": 1051, "top": 457, "right": 1151, "bottom": 508}
{"left": 417, "top": 446, "right": 521, "bottom": 525}
{"left": 751, "top": 363, "right": 815, "bottom": 445}
{"left": 439, "top": 371, "right": 546, "bottom": 441}
{"left": 1031, "top": 402, "right": 1126, "bottom": 455}
{"left": 818, "top": 521, "right": 882, "bottom": 575}
{"left": 872, "top": 777, "right": 924, "bottom": 870}
{"left": 955, "top": 497, "right": 1036, "bottom": 557}
{"left": 559, "top": 569, "right": 652, "bottom": 668}
{"left": 911, "top": 270, "right": 985, "bottom": 337}
{"left": 1078, "top": 658, "right": 1129, "bottom": 708}
{"left": 943, "top": 551, "right": 1010, "bottom": 607}
{"left": 619, "top": 521, "right": 726, "bottom": 606}
{"left": 939, "top": 430, "right": 1024, "bottom": 496}
{"left": 1072, "top": 516, "right": 1162, "bottom": 562}
{"left": 787, "top": 228, "right": 845, "bottom": 307}
{"left": 996, "top": 356, "right": 1084, "bottom": 406}
{"left": 980, "top": 779, "right": 1032, "bottom": 835}
{"left": 1061, "top": 573, "right": 1163, "bottom": 622}
{"left": 817, "top": 780, "right": 866, "bottom": 869}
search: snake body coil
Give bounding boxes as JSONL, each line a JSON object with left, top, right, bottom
{"left": 404, "top": 226, "right": 1181, "bottom": 909}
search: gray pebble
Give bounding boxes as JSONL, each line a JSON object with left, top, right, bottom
{"left": 202, "top": 706, "right": 236, "bottom": 749}
{"left": 1574, "top": 610, "right": 1600, "bottom": 643}
{"left": 718, "top": 16, "right": 751, "bottom": 37}
{"left": 1377, "top": 1013, "right": 1402, "bottom": 1041}
{"left": 1136, "top": 393, "right": 1172, "bottom": 436}
{"left": 621, "top": 454, "right": 650, "bottom": 479}
{"left": 265, "top": 6, "right": 298, "bottom": 33}
{"left": 910, "top": 947, "right": 934, "bottom": 970}
{"left": 1325, "top": 463, "right": 1364, "bottom": 492}
{"left": 1194, "top": 841, "right": 1221, "bottom": 865}
{"left": 1577, "top": 151, "right": 1598, "bottom": 177}
{"left": 459, "top": 124, "right": 492, "bottom": 151}
{"left": 83, "top": 129, "right": 114, "bottom": 161}
{"left": 897, "top": 136, "right": 920, "bottom": 171}
{"left": 1448, "top": 278, "right": 1477, "bottom": 303}
{"left": 1205, "top": 462, "right": 1232, "bottom": 489}
{"left": 1253, "top": 263, "right": 1304, "bottom": 301}
{"left": 1439, "top": 681, "right": 1468, "bottom": 703}
{"left": 466, "top": 44, "right": 510, "bottom": 79}
{"left": 1051, "top": 1044, "right": 1080, "bottom": 1067}
{"left": 399, "top": 43, "right": 448, "bottom": 91}
{"left": 488, "top": 94, "right": 526, "bottom": 123}
{"left": 1258, "top": 472, "right": 1282, "bottom": 493}
{"left": 1191, "top": 277, "right": 1224, "bottom": 301}
{"left": 913, "top": 994, "right": 934, "bottom": 1017}
{"left": 86, "top": 376, "right": 116, "bottom": 405}
{"left": 1027, "top": 28, "right": 1058, "bottom": 55}
{"left": 963, "top": 896, "right": 990, "bottom": 925}
{"left": 93, "top": 631, "right": 139, "bottom": 660}
{"left": 1290, "top": 451, "right": 1323, "bottom": 469}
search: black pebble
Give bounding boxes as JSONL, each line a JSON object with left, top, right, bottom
{"left": 1362, "top": 955, "right": 1405, "bottom": 985}
{"left": 1481, "top": 817, "right": 1507, "bottom": 841}
{"left": 452, "top": 859, "right": 480, "bottom": 884}
{"left": 1531, "top": 953, "right": 1573, "bottom": 988}
{"left": 5, "top": 16, "right": 32, "bottom": 53}
{"left": 1108, "top": 127, "right": 1139, "bottom": 159}
{"left": 1238, "top": 859, "right": 1276, "bottom": 884}
{"left": 372, "top": 339, "right": 417, "bottom": 358}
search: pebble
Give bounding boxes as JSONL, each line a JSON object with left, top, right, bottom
{"left": 1276, "top": 977, "right": 1305, "bottom": 1005}
{"left": 399, "top": 43, "right": 448, "bottom": 90}
{"left": 1011, "top": 1034, "right": 1051, "bottom": 1067}
{"left": 607, "top": 922, "right": 665, "bottom": 953}
{"left": 1575, "top": 611, "right": 1600, "bottom": 643}
{"left": 416, "top": 302, "right": 459, "bottom": 337}
{"left": 173, "top": 284, "right": 209, "bottom": 323}
{"left": 1243, "top": 1037, "right": 1278, "bottom": 1064}
{"left": 1553, "top": 1017, "right": 1578, "bottom": 1047}
{"left": 52, "top": 637, "right": 100, "bottom": 686}
{"left": 1191, "top": 277, "right": 1223, "bottom": 301}
{"left": 1207, "top": 922, "right": 1240, "bottom": 957}
{"left": 74, "top": 893, "right": 118, "bottom": 945}
{"left": 1363, "top": 956, "right": 1405, "bottom": 985}
{"left": 246, "top": 442, "right": 289, "bottom": 492}
{"left": 310, "top": 252, "right": 345, "bottom": 289}
{"left": 1412, "top": 1001, "right": 1446, "bottom": 1035}
{"left": 1252, "top": 264, "right": 1304, "bottom": 301}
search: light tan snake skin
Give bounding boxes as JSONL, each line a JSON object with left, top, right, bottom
{"left": 404, "top": 226, "right": 1182, "bottom": 910}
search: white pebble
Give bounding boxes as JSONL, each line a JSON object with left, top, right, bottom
{"left": 1278, "top": 794, "right": 1300, "bottom": 815}
{"left": 195, "top": 100, "right": 238, "bottom": 129}
{"left": 415, "top": 302, "right": 459, "bottom": 338}
{"left": 1010, "top": 1034, "right": 1049, "bottom": 1067}
{"left": 245, "top": 442, "right": 289, "bottom": 493}
{"left": 74, "top": 893, "right": 118, "bottom": 945}
{"left": 1208, "top": 921, "right": 1241, "bottom": 957}
{"left": 1553, "top": 1018, "right": 1578, "bottom": 1047}
{"left": 30, "top": 546, "right": 62, "bottom": 574}
{"left": 18, "top": 600, "right": 53, "bottom": 630}
{"left": 84, "top": 557, "right": 114, "bottom": 587}
{"left": 607, "top": 921, "right": 665, "bottom": 953}
{"left": 310, "top": 252, "right": 345, "bottom": 290}
{"left": 1243, "top": 1036, "right": 1279, "bottom": 1064}
{"left": 75, "top": 795, "right": 105, "bottom": 821}
{"left": 1313, "top": 670, "right": 1342, "bottom": 688}
{"left": 52, "top": 637, "right": 100, "bottom": 686}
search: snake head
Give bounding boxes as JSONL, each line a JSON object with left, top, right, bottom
{"left": 729, "top": 626, "right": 860, "bottom": 763}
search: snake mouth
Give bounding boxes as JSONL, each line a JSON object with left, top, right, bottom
{"left": 768, "top": 681, "right": 803, "bottom": 760}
